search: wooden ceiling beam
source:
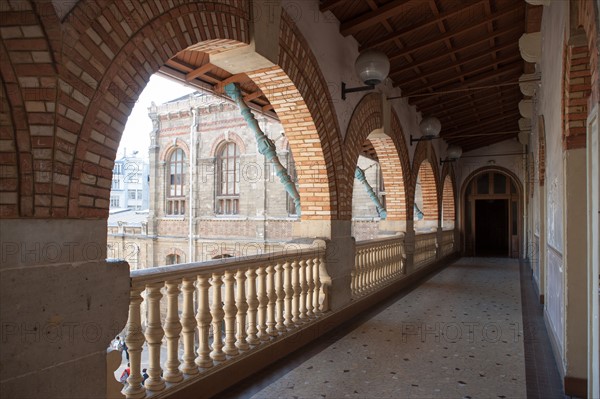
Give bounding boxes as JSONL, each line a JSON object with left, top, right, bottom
{"left": 454, "top": 133, "right": 516, "bottom": 152}
{"left": 395, "top": 41, "right": 518, "bottom": 87}
{"left": 388, "top": 2, "right": 524, "bottom": 63}
{"left": 442, "top": 112, "right": 520, "bottom": 137}
{"left": 214, "top": 73, "right": 247, "bottom": 93}
{"left": 340, "top": 0, "right": 422, "bottom": 36}
{"left": 443, "top": 103, "right": 519, "bottom": 128}
{"left": 243, "top": 90, "right": 264, "bottom": 102}
{"left": 185, "top": 63, "right": 214, "bottom": 81}
{"left": 361, "top": 0, "right": 485, "bottom": 50}
{"left": 419, "top": 85, "right": 520, "bottom": 115}
{"left": 410, "top": 63, "right": 523, "bottom": 106}
{"left": 389, "top": 25, "right": 521, "bottom": 79}
{"left": 403, "top": 55, "right": 522, "bottom": 94}
{"left": 426, "top": 93, "right": 521, "bottom": 122}
{"left": 320, "top": 0, "right": 349, "bottom": 12}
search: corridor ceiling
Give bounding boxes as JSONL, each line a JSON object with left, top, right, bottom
{"left": 160, "top": 0, "right": 540, "bottom": 154}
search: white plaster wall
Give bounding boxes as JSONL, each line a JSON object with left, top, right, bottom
{"left": 456, "top": 140, "right": 526, "bottom": 191}
{"left": 536, "top": 0, "right": 568, "bottom": 365}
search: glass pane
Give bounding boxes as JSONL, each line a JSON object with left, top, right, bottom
{"left": 493, "top": 173, "right": 507, "bottom": 194}
{"left": 510, "top": 180, "right": 517, "bottom": 194}
{"left": 477, "top": 173, "right": 489, "bottom": 194}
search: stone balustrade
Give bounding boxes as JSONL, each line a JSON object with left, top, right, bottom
{"left": 413, "top": 231, "right": 439, "bottom": 269}
{"left": 120, "top": 243, "right": 327, "bottom": 398}
{"left": 352, "top": 235, "right": 405, "bottom": 298}
{"left": 117, "top": 231, "right": 456, "bottom": 398}
{"left": 440, "top": 229, "right": 455, "bottom": 257}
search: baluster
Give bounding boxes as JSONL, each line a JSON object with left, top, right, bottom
{"left": 223, "top": 270, "right": 239, "bottom": 356}
{"left": 235, "top": 269, "right": 250, "bottom": 351}
{"left": 351, "top": 251, "right": 357, "bottom": 296}
{"left": 318, "top": 253, "right": 329, "bottom": 312}
{"left": 283, "top": 260, "right": 294, "bottom": 327}
{"left": 312, "top": 255, "right": 322, "bottom": 314}
{"left": 245, "top": 268, "right": 260, "bottom": 345}
{"left": 305, "top": 258, "right": 315, "bottom": 318}
{"left": 256, "top": 266, "right": 269, "bottom": 341}
{"left": 291, "top": 259, "right": 301, "bottom": 324}
{"left": 299, "top": 259, "right": 308, "bottom": 323}
{"left": 163, "top": 279, "right": 183, "bottom": 382}
{"left": 144, "top": 283, "right": 165, "bottom": 391}
{"left": 124, "top": 284, "right": 145, "bottom": 399}
{"left": 275, "top": 262, "right": 286, "bottom": 332}
{"left": 195, "top": 274, "right": 213, "bottom": 368}
{"left": 210, "top": 273, "right": 226, "bottom": 361}
{"left": 266, "top": 264, "right": 278, "bottom": 336}
{"left": 359, "top": 249, "right": 366, "bottom": 293}
{"left": 368, "top": 247, "right": 377, "bottom": 289}
{"left": 181, "top": 278, "right": 199, "bottom": 374}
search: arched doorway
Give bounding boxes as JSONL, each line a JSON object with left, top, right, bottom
{"left": 462, "top": 168, "right": 522, "bottom": 257}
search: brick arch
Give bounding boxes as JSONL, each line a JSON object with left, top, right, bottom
{"left": 411, "top": 141, "right": 441, "bottom": 222}
{"left": 342, "top": 93, "right": 410, "bottom": 221}
{"left": 440, "top": 163, "right": 457, "bottom": 225}
{"left": 0, "top": 0, "right": 60, "bottom": 218}
{"left": 57, "top": 2, "right": 339, "bottom": 220}
{"left": 562, "top": 0, "right": 598, "bottom": 149}
{"left": 247, "top": 12, "right": 342, "bottom": 220}
{"left": 208, "top": 132, "right": 247, "bottom": 158}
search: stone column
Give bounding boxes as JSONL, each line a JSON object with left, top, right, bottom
{"left": 292, "top": 220, "right": 355, "bottom": 311}
{"left": 403, "top": 220, "right": 416, "bottom": 274}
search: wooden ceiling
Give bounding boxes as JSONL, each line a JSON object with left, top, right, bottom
{"left": 159, "top": 0, "right": 539, "bottom": 155}
{"left": 326, "top": 0, "right": 539, "bottom": 153}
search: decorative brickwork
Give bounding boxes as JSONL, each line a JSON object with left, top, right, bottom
{"left": 1, "top": 2, "right": 343, "bottom": 220}
{"left": 343, "top": 93, "right": 410, "bottom": 221}
{"left": 411, "top": 141, "right": 440, "bottom": 222}
{"left": 440, "top": 163, "right": 457, "bottom": 224}
{"left": 562, "top": 0, "right": 599, "bottom": 150}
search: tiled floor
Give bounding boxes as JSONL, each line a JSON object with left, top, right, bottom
{"left": 222, "top": 258, "right": 565, "bottom": 399}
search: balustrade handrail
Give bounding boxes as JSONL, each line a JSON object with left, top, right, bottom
{"left": 415, "top": 231, "right": 438, "bottom": 240}
{"left": 130, "top": 245, "right": 325, "bottom": 286}
{"left": 355, "top": 234, "right": 405, "bottom": 249}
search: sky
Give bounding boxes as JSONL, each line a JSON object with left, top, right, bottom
{"left": 117, "top": 74, "right": 196, "bottom": 159}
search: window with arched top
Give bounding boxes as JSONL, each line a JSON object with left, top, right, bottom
{"left": 216, "top": 142, "right": 240, "bottom": 215}
{"left": 166, "top": 148, "right": 186, "bottom": 216}
{"left": 165, "top": 254, "right": 181, "bottom": 265}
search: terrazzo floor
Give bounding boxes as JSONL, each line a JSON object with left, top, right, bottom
{"left": 245, "top": 258, "right": 527, "bottom": 399}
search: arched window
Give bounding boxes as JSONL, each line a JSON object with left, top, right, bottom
{"left": 166, "top": 148, "right": 186, "bottom": 216}
{"left": 216, "top": 142, "right": 240, "bottom": 215}
{"left": 165, "top": 254, "right": 181, "bottom": 265}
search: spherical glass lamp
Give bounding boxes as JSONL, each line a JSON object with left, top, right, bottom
{"left": 355, "top": 50, "right": 390, "bottom": 85}
{"left": 419, "top": 116, "right": 441, "bottom": 138}
{"left": 446, "top": 144, "right": 462, "bottom": 160}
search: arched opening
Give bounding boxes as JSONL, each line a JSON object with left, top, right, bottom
{"left": 441, "top": 175, "right": 456, "bottom": 229}
{"left": 345, "top": 94, "right": 410, "bottom": 238}
{"left": 462, "top": 168, "right": 522, "bottom": 258}
{"left": 413, "top": 160, "right": 439, "bottom": 231}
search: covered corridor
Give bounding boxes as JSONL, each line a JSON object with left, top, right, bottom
{"left": 1, "top": 1, "right": 599, "bottom": 398}
{"left": 224, "top": 258, "right": 563, "bottom": 399}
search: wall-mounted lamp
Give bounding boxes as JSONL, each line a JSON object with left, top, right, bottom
{"left": 410, "top": 116, "right": 441, "bottom": 145}
{"left": 439, "top": 144, "right": 462, "bottom": 165}
{"left": 342, "top": 50, "right": 390, "bottom": 100}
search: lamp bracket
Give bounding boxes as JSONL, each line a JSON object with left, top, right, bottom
{"left": 341, "top": 82, "right": 375, "bottom": 100}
